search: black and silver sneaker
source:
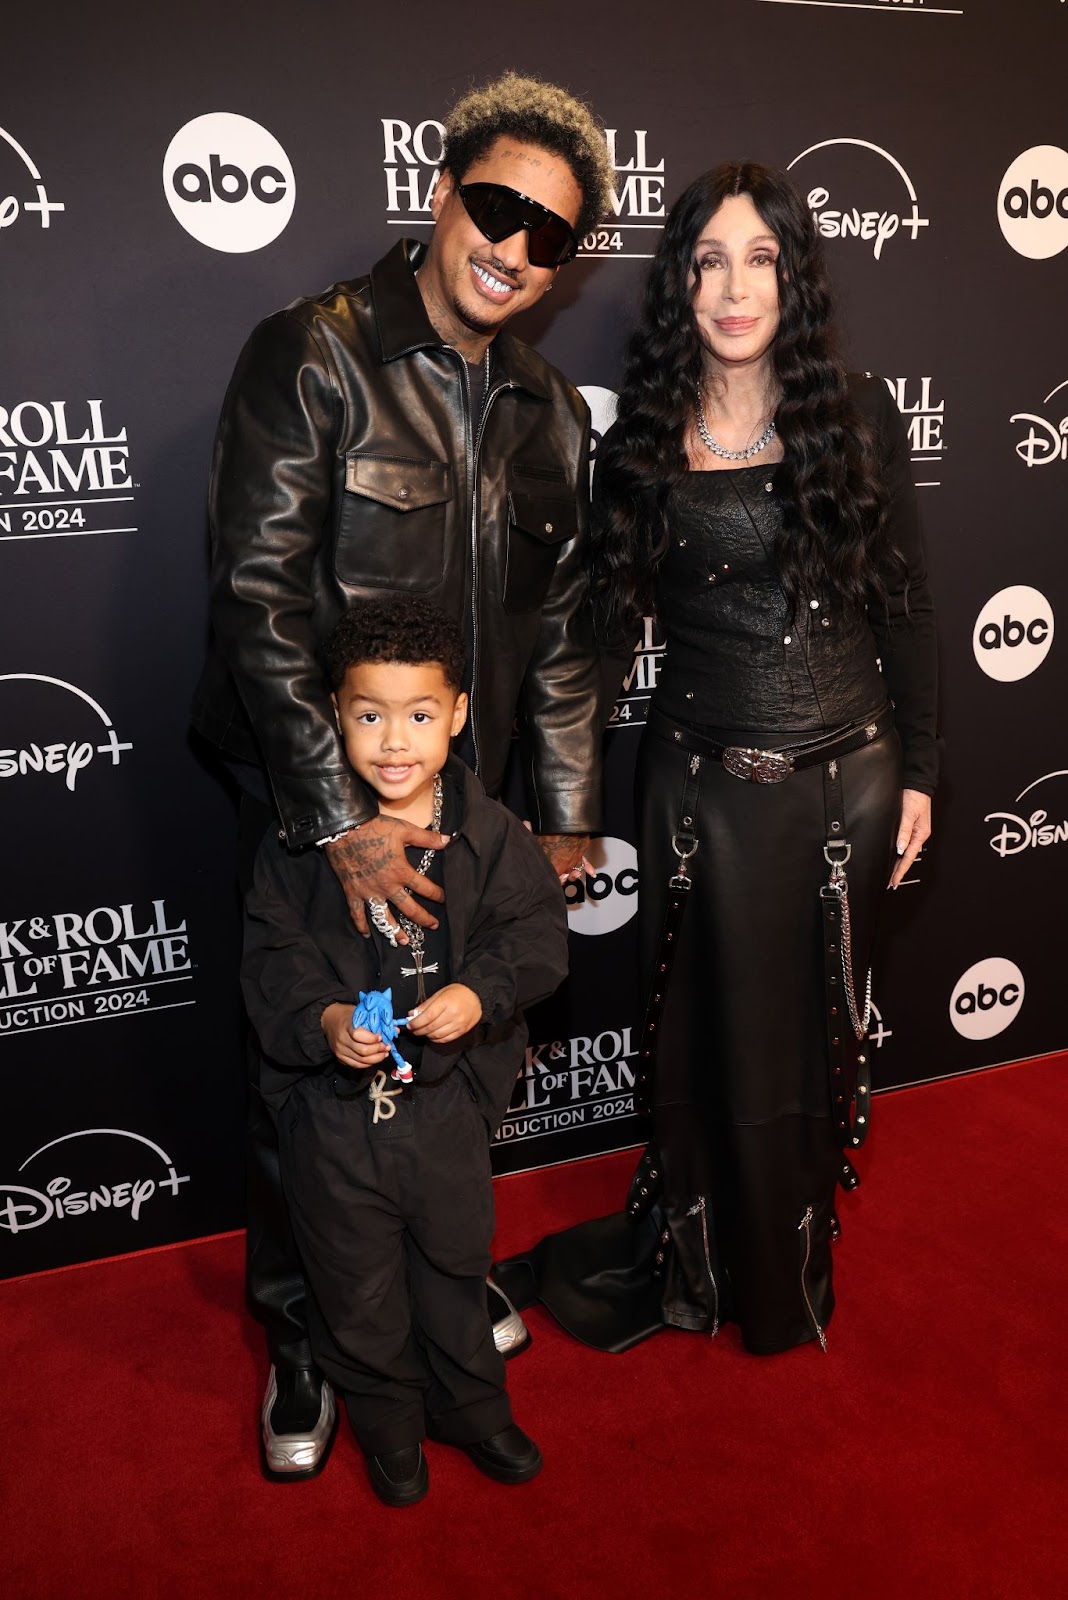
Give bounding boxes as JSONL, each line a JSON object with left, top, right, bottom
{"left": 487, "top": 1275, "right": 531, "bottom": 1359}
{"left": 260, "top": 1364, "right": 338, "bottom": 1482}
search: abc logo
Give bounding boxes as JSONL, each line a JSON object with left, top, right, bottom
{"left": 998, "top": 145, "right": 1068, "bottom": 260}
{"left": 163, "top": 113, "right": 295, "bottom": 253}
{"left": 972, "top": 585, "right": 1054, "bottom": 682}
{"left": 949, "top": 958, "right": 1025, "bottom": 1041}
{"left": 565, "top": 834, "right": 638, "bottom": 936}
{"left": 578, "top": 386, "right": 619, "bottom": 490}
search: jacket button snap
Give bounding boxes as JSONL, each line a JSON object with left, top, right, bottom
{"left": 544, "top": 522, "right": 553, "bottom": 533}
{"left": 397, "top": 486, "right": 411, "bottom": 499}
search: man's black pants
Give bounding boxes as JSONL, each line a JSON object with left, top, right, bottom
{"left": 238, "top": 791, "right": 314, "bottom": 1368}
{"left": 278, "top": 1068, "right": 511, "bottom": 1455}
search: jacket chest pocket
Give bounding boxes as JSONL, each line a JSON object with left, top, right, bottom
{"left": 504, "top": 483, "right": 576, "bottom": 615}
{"left": 335, "top": 455, "right": 450, "bottom": 591}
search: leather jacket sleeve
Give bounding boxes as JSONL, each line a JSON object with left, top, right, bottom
{"left": 208, "top": 311, "right": 377, "bottom": 844}
{"left": 861, "top": 378, "right": 942, "bottom": 795}
{"left": 517, "top": 409, "right": 609, "bottom": 834}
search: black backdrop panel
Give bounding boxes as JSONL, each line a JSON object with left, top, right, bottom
{"left": 2, "top": 0, "right": 1066, "bottom": 1273}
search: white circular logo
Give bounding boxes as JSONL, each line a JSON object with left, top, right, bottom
{"left": 972, "top": 585, "right": 1054, "bottom": 681}
{"left": 997, "top": 146, "right": 1068, "bottom": 259}
{"left": 949, "top": 958, "right": 1025, "bottom": 1041}
{"left": 163, "top": 113, "right": 294, "bottom": 253}
{"left": 579, "top": 385, "right": 619, "bottom": 489}
{"left": 565, "top": 835, "right": 638, "bottom": 936}
{"left": 580, "top": 385, "right": 619, "bottom": 446}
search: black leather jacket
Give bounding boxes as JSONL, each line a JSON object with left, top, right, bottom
{"left": 191, "top": 239, "right": 604, "bottom": 847}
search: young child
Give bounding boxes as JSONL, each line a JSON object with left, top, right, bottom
{"left": 241, "top": 596, "right": 569, "bottom": 1506}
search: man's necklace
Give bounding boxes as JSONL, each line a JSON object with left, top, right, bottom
{"left": 695, "top": 386, "right": 777, "bottom": 462}
{"left": 366, "top": 773, "right": 443, "bottom": 1004}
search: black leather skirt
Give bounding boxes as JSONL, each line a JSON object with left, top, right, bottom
{"left": 495, "top": 708, "right": 902, "bottom": 1358}
{"left": 636, "top": 709, "right": 902, "bottom": 1353}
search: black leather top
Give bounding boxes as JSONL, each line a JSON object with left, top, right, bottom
{"left": 650, "top": 377, "right": 940, "bottom": 793}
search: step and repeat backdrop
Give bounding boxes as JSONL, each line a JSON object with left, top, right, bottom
{"left": 2, "top": 0, "right": 1065, "bottom": 1276}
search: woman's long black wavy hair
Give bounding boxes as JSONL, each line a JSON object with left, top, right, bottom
{"left": 589, "top": 161, "right": 897, "bottom": 635}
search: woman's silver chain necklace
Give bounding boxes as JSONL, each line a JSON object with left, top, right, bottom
{"left": 695, "top": 388, "right": 777, "bottom": 461}
{"left": 367, "top": 773, "right": 443, "bottom": 1003}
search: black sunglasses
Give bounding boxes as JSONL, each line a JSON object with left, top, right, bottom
{"left": 458, "top": 182, "right": 579, "bottom": 268}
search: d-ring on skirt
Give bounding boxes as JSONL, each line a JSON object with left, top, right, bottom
{"left": 637, "top": 708, "right": 902, "bottom": 1354}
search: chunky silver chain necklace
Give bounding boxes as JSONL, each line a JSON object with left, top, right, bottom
{"left": 695, "top": 387, "right": 777, "bottom": 461}
{"left": 367, "top": 774, "right": 443, "bottom": 1003}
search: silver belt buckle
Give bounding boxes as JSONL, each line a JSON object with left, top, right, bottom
{"left": 722, "top": 746, "right": 793, "bottom": 784}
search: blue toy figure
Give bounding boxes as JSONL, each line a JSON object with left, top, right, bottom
{"left": 352, "top": 988, "right": 414, "bottom": 1083}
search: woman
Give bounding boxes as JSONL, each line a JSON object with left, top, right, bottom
{"left": 500, "top": 163, "right": 938, "bottom": 1356}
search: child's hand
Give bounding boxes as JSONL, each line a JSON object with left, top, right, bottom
{"left": 405, "top": 984, "right": 482, "bottom": 1044}
{"left": 321, "top": 1003, "right": 390, "bottom": 1068}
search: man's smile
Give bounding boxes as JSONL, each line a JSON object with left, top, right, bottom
{"left": 471, "top": 260, "right": 519, "bottom": 300}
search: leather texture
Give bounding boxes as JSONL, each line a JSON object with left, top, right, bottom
{"left": 367, "top": 1444, "right": 429, "bottom": 1507}
{"left": 635, "top": 718, "right": 901, "bottom": 1353}
{"left": 462, "top": 1424, "right": 543, "bottom": 1483}
{"left": 191, "top": 238, "right": 605, "bottom": 846}
{"left": 597, "top": 374, "right": 940, "bottom": 795}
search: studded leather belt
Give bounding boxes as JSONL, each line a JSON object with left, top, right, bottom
{"left": 647, "top": 702, "right": 895, "bottom": 782}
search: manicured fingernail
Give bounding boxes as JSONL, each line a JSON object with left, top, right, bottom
{"left": 896, "top": 843, "right": 905, "bottom": 855}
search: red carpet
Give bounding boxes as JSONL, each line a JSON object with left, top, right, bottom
{"left": 3, "top": 1057, "right": 1065, "bottom": 1600}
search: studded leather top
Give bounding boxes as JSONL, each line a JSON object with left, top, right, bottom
{"left": 650, "top": 376, "right": 940, "bottom": 793}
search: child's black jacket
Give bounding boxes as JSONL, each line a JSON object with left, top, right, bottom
{"left": 241, "top": 756, "right": 570, "bottom": 1131}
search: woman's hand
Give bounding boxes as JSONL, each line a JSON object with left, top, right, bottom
{"left": 321, "top": 1002, "right": 389, "bottom": 1068}
{"left": 406, "top": 984, "right": 482, "bottom": 1044}
{"left": 890, "top": 789, "right": 932, "bottom": 889}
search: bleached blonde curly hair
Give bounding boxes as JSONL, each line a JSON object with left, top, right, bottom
{"left": 443, "top": 71, "right": 615, "bottom": 242}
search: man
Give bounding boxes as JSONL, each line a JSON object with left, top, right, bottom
{"left": 191, "top": 72, "right": 616, "bottom": 1481}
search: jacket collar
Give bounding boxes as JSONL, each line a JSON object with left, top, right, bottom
{"left": 369, "top": 239, "right": 552, "bottom": 401}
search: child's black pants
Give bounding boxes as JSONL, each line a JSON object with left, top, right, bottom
{"left": 278, "top": 1066, "right": 511, "bottom": 1456}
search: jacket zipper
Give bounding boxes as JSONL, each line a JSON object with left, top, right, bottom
{"left": 452, "top": 349, "right": 510, "bottom": 781}
{"left": 686, "top": 1196, "right": 719, "bottom": 1337}
{"left": 797, "top": 1205, "right": 828, "bottom": 1352}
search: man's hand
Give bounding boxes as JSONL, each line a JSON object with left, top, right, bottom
{"left": 321, "top": 1002, "right": 390, "bottom": 1068}
{"left": 324, "top": 814, "right": 449, "bottom": 939}
{"left": 406, "top": 984, "right": 482, "bottom": 1045}
{"left": 537, "top": 833, "right": 591, "bottom": 884}
{"left": 889, "top": 789, "right": 932, "bottom": 889}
